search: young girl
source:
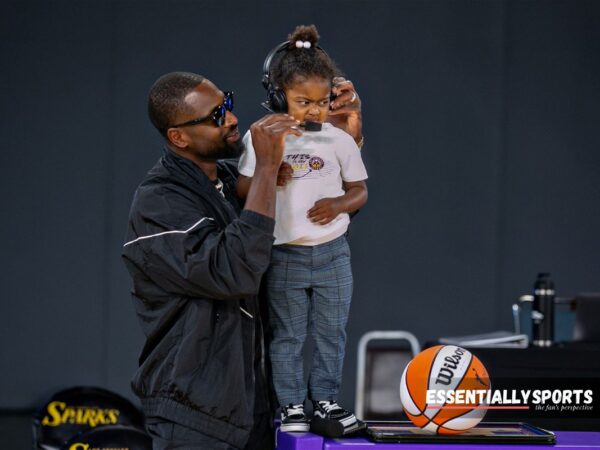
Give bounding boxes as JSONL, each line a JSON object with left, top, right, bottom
{"left": 237, "top": 25, "right": 368, "bottom": 434}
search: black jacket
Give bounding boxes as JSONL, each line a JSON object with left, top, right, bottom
{"left": 122, "top": 149, "right": 275, "bottom": 449}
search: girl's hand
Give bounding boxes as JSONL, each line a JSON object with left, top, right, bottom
{"left": 277, "top": 162, "right": 293, "bottom": 186}
{"left": 307, "top": 197, "right": 343, "bottom": 225}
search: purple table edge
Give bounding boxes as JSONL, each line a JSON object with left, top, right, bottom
{"left": 276, "top": 429, "right": 600, "bottom": 450}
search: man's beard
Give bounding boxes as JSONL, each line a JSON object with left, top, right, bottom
{"left": 215, "top": 135, "right": 245, "bottom": 160}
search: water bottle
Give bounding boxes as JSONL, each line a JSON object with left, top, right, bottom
{"left": 532, "top": 273, "right": 555, "bottom": 347}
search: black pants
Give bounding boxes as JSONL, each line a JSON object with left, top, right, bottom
{"left": 146, "top": 413, "right": 274, "bottom": 450}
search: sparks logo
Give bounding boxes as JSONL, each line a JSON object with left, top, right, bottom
{"left": 41, "top": 401, "right": 120, "bottom": 427}
{"left": 68, "top": 445, "right": 89, "bottom": 450}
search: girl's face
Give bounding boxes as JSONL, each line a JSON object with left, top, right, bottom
{"left": 284, "top": 76, "right": 331, "bottom": 123}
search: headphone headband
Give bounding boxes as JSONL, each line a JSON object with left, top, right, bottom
{"left": 262, "top": 41, "right": 290, "bottom": 90}
{"left": 261, "top": 40, "right": 329, "bottom": 89}
{"left": 261, "top": 40, "right": 329, "bottom": 113}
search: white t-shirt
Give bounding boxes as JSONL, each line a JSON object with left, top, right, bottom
{"left": 238, "top": 123, "right": 368, "bottom": 245}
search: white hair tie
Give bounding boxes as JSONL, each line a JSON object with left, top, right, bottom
{"left": 295, "top": 40, "right": 312, "bottom": 49}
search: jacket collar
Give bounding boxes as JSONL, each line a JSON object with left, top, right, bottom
{"left": 162, "top": 147, "right": 214, "bottom": 189}
{"left": 160, "top": 147, "right": 240, "bottom": 222}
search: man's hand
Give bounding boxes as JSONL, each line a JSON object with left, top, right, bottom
{"left": 277, "top": 162, "right": 293, "bottom": 186}
{"left": 327, "top": 77, "right": 363, "bottom": 143}
{"left": 250, "top": 114, "right": 302, "bottom": 170}
{"left": 307, "top": 197, "right": 343, "bottom": 225}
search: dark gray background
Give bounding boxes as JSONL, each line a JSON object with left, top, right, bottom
{"left": 1, "top": 0, "right": 599, "bottom": 424}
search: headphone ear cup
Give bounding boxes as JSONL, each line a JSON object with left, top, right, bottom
{"left": 269, "top": 88, "right": 288, "bottom": 113}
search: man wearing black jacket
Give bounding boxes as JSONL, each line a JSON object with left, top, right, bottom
{"left": 122, "top": 72, "right": 304, "bottom": 449}
{"left": 123, "top": 72, "right": 363, "bottom": 449}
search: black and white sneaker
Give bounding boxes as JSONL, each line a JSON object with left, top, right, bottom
{"left": 280, "top": 403, "right": 310, "bottom": 432}
{"left": 311, "top": 400, "right": 363, "bottom": 437}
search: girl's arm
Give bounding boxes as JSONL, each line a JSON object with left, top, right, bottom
{"left": 237, "top": 162, "right": 294, "bottom": 201}
{"left": 307, "top": 180, "right": 367, "bottom": 225}
{"left": 237, "top": 174, "right": 252, "bottom": 200}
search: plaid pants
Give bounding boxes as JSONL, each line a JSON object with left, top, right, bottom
{"left": 265, "top": 235, "right": 353, "bottom": 406}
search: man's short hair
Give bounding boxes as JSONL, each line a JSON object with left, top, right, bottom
{"left": 148, "top": 72, "right": 205, "bottom": 136}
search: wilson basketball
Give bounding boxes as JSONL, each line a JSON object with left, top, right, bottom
{"left": 399, "top": 345, "right": 491, "bottom": 434}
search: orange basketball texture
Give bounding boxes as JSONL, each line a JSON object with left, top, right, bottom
{"left": 400, "top": 345, "right": 490, "bottom": 434}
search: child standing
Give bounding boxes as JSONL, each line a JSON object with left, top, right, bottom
{"left": 237, "top": 25, "right": 368, "bottom": 435}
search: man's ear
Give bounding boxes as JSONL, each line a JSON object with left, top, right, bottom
{"left": 166, "top": 128, "right": 189, "bottom": 149}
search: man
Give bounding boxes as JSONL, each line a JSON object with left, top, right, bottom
{"left": 122, "top": 72, "right": 362, "bottom": 449}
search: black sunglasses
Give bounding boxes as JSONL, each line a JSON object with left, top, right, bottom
{"left": 170, "top": 91, "right": 234, "bottom": 128}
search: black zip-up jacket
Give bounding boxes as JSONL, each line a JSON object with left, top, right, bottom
{"left": 122, "top": 149, "right": 275, "bottom": 449}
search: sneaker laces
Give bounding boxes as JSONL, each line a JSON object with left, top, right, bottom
{"left": 318, "top": 400, "right": 342, "bottom": 413}
{"left": 285, "top": 404, "right": 305, "bottom": 416}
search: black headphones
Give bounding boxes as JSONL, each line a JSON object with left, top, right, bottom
{"left": 261, "top": 40, "right": 329, "bottom": 113}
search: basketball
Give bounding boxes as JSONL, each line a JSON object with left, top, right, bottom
{"left": 399, "top": 345, "right": 491, "bottom": 434}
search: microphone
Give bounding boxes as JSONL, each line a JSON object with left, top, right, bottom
{"left": 261, "top": 101, "right": 275, "bottom": 113}
{"left": 259, "top": 103, "right": 322, "bottom": 132}
{"left": 300, "top": 121, "right": 322, "bottom": 132}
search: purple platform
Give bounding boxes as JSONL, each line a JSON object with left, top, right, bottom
{"left": 275, "top": 429, "right": 600, "bottom": 450}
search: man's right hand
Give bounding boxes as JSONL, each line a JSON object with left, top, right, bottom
{"left": 250, "top": 114, "right": 302, "bottom": 169}
{"left": 244, "top": 115, "right": 301, "bottom": 219}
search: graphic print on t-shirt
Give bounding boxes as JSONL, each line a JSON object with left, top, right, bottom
{"left": 285, "top": 153, "right": 336, "bottom": 180}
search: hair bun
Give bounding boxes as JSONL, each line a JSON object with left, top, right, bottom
{"left": 288, "top": 24, "right": 320, "bottom": 49}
